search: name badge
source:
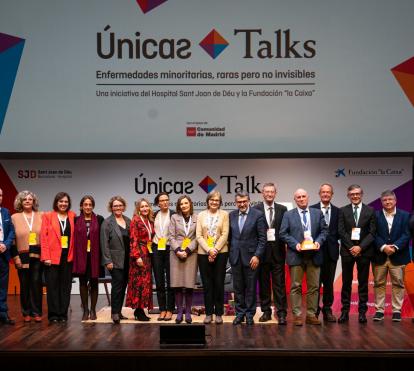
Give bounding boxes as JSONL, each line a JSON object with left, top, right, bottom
{"left": 181, "top": 237, "right": 191, "bottom": 250}
{"left": 29, "top": 232, "right": 37, "bottom": 246}
{"left": 158, "top": 238, "right": 166, "bottom": 251}
{"left": 267, "top": 228, "right": 276, "bottom": 241}
{"left": 147, "top": 240, "right": 153, "bottom": 254}
{"left": 87, "top": 239, "right": 91, "bottom": 252}
{"left": 351, "top": 228, "right": 361, "bottom": 241}
{"left": 304, "top": 230, "right": 313, "bottom": 241}
{"left": 61, "top": 236, "right": 68, "bottom": 249}
{"left": 207, "top": 235, "right": 215, "bottom": 248}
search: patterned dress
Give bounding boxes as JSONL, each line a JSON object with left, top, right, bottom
{"left": 125, "top": 215, "right": 153, "bottom": 309}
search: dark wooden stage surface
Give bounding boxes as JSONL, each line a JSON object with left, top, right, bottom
{"left": 2, "top": 295, "right": 414, "bottom": 370}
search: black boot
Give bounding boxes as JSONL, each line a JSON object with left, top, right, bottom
{"left": 134, "top": 308, "right": 150, "bottom": 321}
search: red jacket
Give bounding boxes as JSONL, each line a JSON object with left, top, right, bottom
{"left": 41, "top": 211, "right": 76, "bottom": 265}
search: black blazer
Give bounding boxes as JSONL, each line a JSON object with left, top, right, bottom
{"left": 338, "top": 203, "right": 376, "bottom": 260}
{"left": 254, "top": 202, "right": 287, "bottom": 263}
{"left": 310, "top": 203, "right": 340, "bottom": 262}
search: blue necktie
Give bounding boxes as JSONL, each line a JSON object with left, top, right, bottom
{"left": 302, "top": 210, "right": 308, "bottom": 231}
{"left": 239, "top": 213, "right": 246, "bottom": 232}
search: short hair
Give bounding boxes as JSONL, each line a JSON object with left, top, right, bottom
{"left": 319, "top": 183, "right": 334, "bottom": 193}
{"left": 347, "top": 184, "right": 363, "bottom": 193}
{"left": 14, "top": 190, "right": 40, "bottom": 212}
{"left": 381, "top": 190, "right": 396, "bottom": 199}
{"left": 262, "top": 182, "right": 277, "bottom": 191}
{"left": 154, "top": 192, "right": 169, "bottom": 205}
{"left": 176, "top": 195, "right": 194, "bottom": 216}
{"left": 53, "top": 192, "right": 71, "bottom": 211}
{"left": 107, "top": 195, "right": 127, "bottom": 213}
{"left": 134, "top": 198, "right": 154, "bottom": 222}
{"left": 235, "top": 190, "right": 250, "bottom": 200}
{"left": 206, "top": 190, "right": 222, "bottom": 208}
{"left": 79, "top": 195, "right": 95, "bottom": 211}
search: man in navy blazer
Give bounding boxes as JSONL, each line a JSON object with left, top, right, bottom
{"left": 229, "top": 191, "right": 266, "bottom": 325}
{"left": 310, "top": 183, "right": 340, "bottom": 322}
{"left": 0, "top": 188, "right": 16, "bottom": 325}
{"left": 280, "top": 188, "right": 328, "bottom": 326}
{"left": 372, "top": 190, "right": 410, "bottom": 322}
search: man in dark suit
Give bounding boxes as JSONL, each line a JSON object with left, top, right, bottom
{"left": 338, "top": 184, "right": 376, "bottom": 324}
{"left": 372, "top": 190, "right": 410, "bottom": 322}
{"left": 0, "top": 188, "right": 16, "bottom": 325}
{"left": 229, "top": 191, "right": 266, "bottom": 325}
{"left": 310, "top": 183, "right": 340, "bottom": 322}
{"left": 254, "top": 182, "right": 287, "bottom": 324}
{"left": 280, "top": 188, "right": 328, "bottom": 326}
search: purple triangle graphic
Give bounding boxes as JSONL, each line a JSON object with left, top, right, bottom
{"left": 368, "top": 180, "right": 413, "bottom": 213}
{"left": 0, "top": 32, "right": 24, "bottom": 53}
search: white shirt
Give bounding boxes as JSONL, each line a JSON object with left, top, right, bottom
{"left": 381, "top": 208, "right": 398, "bottom": 251}
{"left": 297, "top": 207, "right": 311, "bottom": 232}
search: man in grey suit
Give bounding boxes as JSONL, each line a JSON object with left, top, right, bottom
{"left": 229, "top": 191, "right": 266, "bottom": 325}
{"left": 280, "top": 188, "right": 328, "bottom": 326}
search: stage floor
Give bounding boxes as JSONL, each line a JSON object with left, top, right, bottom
{"left": 1, "top": 295, "right": 414, "bottom": 369}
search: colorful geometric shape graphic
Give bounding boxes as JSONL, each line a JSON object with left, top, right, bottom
{"left": 0, "top": 32, "right": 25, "bottom": 134}
{"left": 136, "top": 0, "right": 168, "bottom": 14}
{"left": 391, "top": 56, "right": 414, "bottom": 106}
{"left": 198, "top": 176, "right": 217, "bottom": 193}
{"left": 199, "top": 29, "right": 229, "bottom": 59}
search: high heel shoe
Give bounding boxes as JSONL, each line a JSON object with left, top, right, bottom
{"left": 89, "top": 309, "right": 97, "bottom": 321}
{"left": 134, "top": 308, "right": 150, "bottom": 321}
{"left": 82, "top": 309, "right": 90, "bottom": 321}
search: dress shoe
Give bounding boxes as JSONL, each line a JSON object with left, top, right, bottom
{"left": 119, "top": 313, "right": 127, "bottom": 320}
{"left": 175, "top": 312, "right": 183, "bottom": 324}
{"left": 259, "top": 312, "right": 271, "bottom": 322}
{"left": 246, "top": 317, "right": 254, "bottom": 325}
{"left": 306, "top": 316, "right": 321, "bottom": 325}
{"left": 293, "top": 315, "right": 303, "bottom": 326}
{"left": 134, "top": 308, "right": 150, "bottom": 321}
{"left": 373, "top": 312, "right": 384, "bottom": 322}
{"left": 185, "top": 312, "right": 192, "bottom": 324}
{"left": 164, "top": 311, "right": 173, "bottom": 321}
{"left": 277, "top": 316, "right": 287, "bottom": 325}
{"left": 215, "top": 315, "right": 223, "bottom": 324}
{"left": 337, "top": 312, "right": 349, "bottom": 324}
{"left": 358, "top": 313, "right": 367, "bottom": 323}
{"left": 157, "top": 311, "right": 167, "bottom": 321}
{"left": 203, "top": 315, "right": 212, "bottom": 324}
{"left": 24, "top": 315, "right": 31, "bottom": 323}
{"left": 59, "top": 317, "right": 67, "bottom": 323}
{"left": 89, "top": 309, "right": 97, "bottom": 321}
{"left": 323, "top": 312, "right": 337, "bottom": 323}
{"left": 233, "top": 316, "right": 244, "bottom": 325}
{"left": 0, "top": 315, "right": 15, "bottom": 325}
{"left": 82, "top": 309, "right": 90, "bottom": 321}
{"left": 49, "top": 316, "right": 59, "bottom": 324}
{"left": 34, "top": 315, "right": 42, "bottom": 323}
{"left": 112, "top": 314, "right": 120, "bottom": 324}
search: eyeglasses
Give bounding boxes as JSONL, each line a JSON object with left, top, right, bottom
{"left": 209, "top": 199, "right": 220, "bottom": 203}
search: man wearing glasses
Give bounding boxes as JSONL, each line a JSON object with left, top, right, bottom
{"left": 338, "top": 184, "right": 376, "bottom": 324}
{"left": 228, "top": 191, "right": 266, "bottom": 325}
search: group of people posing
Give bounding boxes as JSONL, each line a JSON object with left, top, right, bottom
{"left": 0, "top": 182, "right": 412, "bottom": 326}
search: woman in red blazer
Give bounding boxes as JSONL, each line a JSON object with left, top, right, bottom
{"left": 41, "top": 192, "right": 76, "bottom": 323}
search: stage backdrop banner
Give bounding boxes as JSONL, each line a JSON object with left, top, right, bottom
{"left": 1, "top": 156, "right": 412, "bottom": 310}
{"left": 0, "top": 0, "right": 413, "bottom": 153}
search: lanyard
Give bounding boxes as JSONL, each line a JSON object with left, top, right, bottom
{"left": 140, "top": 215, "right": 153, "bottom": 240}
{"left": 58, "top": 215, "right": 67, "bottom": 234}
{"left": 182, "top": 216, "right": 192, "bottom": 237}
{"left": 23, "top": 212, "right": 34, "bottom": 231}
{"left": 157, "top": 211, "right": 169, "bottom": 237}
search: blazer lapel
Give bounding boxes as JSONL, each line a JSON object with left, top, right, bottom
{"left": 110, "top": 215, "right": 124, "bottom": 248}
{"left": 52, "top": 213, "right": 61, "bottom": 240}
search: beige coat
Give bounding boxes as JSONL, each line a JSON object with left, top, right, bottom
{"left": 168, "top": 213, "right": 198, "bottom": 288}
{"left": 196, "top": 209, "right": 229, "bottom": 255}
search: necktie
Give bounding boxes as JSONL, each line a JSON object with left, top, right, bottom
{"left": 302, "top": 210, "right": 308, "bottom": 230}
{"left": 353, "top": 205, "right": 359, "bottom": 224}
{"left": 268, "top": 207, "right": 273, "bottom": 226}
{"left": 239, "top": 213, "right": 246, "bottom": 232}
{"left": 324, "top": 207, "right": 330, "bottom": 225}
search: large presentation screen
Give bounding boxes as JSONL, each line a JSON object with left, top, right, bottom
{"left": 0, "top": 0, "right": 413, "bottom": 153}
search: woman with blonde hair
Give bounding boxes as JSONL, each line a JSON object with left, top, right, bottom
{"left": 126, "top": 198, "right": 154, "bottom": 321}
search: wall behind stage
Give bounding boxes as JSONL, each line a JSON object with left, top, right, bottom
{"left": 1, "top": 0, "right": 413, "bottom": 154}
